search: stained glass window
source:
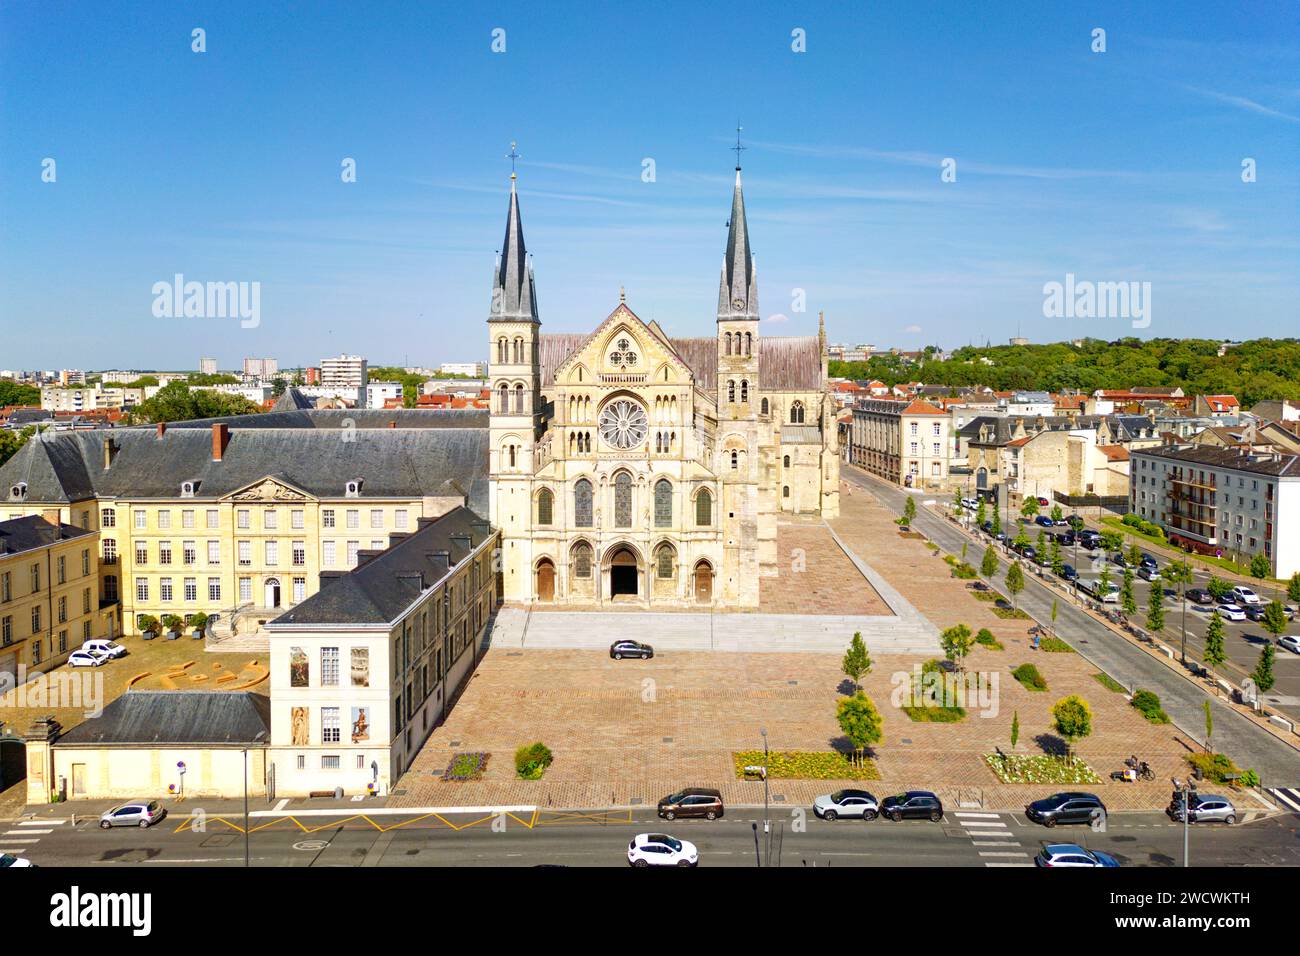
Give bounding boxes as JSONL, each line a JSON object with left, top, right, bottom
{"left": 614, "top": 472, "right": 632, "bottom": 528}
{"left": 537, "top": 488, "right": 553, "bottom": 525}
{"left": 654, "top": 479, "right": 672, "bottom": 527}
{"left": 696, "top": 489, "right": 712, "bottom": 526}
{"left": 656, "top": 545, "right": 675, "bottom": 579}
{"left": 574, "top": 479, "right": 593, "bottom": 527}
{"left": 572, "top": 542, "right": 592, "bottom": 578}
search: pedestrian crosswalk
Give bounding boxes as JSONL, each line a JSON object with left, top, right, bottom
{"left": 953, "top": 811, "right": 1035, "bottom": 867}
{"left": 1267, "top": 788, "right": 1300, "bottom": 813}
{"left": 0, "top": 817, "right": 64, "bottom": 857}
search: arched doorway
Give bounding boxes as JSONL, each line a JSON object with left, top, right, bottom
{"left": 608, "top": 546, "right": 639, "bottom": 599}
{"left": 535, "top": 558, "right": 556, "bottom": 603}
{"left": 264, "top": 578, "right": 281, "bottom": 609}
{"left": 693, "top": 560, "right": 713, "bottom": 604}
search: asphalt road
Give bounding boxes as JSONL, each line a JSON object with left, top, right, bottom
{"left": 9, "top": 806, "right": 1297, "bottom": 868}
{"left": 842, "top": 467, "right": 1300, "bottom": 787}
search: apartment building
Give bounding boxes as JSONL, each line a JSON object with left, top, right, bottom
{"left": 849, "top": 398, "right": 950, "bottom": 488}
{"left": 320, "top": 354, "right": 369, "bottom": 389}
{"left": 0, "top": 515, "right": 115, "bottom": 684}
{"left": 1129, "top": 444, "right": 1300, "bottom": 577}
{"left": 265, "top": 507, "right": 499, "bottom": 795}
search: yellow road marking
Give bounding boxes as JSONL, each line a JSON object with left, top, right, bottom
{"left": 172, "top": 807, "right": 633, "bottom": 835}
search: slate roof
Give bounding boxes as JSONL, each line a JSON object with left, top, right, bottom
{"left": 0, "top": 514, "right": 94, "bottom": 556}
{"left": 55, "top": 690, "right": 271, "bottom": 747}
{"left": 164, "top": 408, "right": 487, "bottom": 430}
{"left": 271, "top": 387, "right": 316, "bottom": 412}
{"left": 0, "top": 424, "right": 489, "bottom": 512}
{"left": 267, "top": 505, "right": 493, "bottom": 627}
{"left": 1132, "top": 444, "right": 1300, "bottom": 477}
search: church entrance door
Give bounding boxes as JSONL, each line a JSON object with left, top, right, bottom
{"left": 609, "top": 547, "right": 638, "bottom": 599}
{"left": 536, "top": 559, "right": 556, "bottom": 602}
{"left": 693, "top": 561, "right": 713, "bottom": 604}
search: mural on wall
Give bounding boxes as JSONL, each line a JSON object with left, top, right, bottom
{"left": 289, "top": 647, "right": 309, "bottom": 687}
{"left": 351, "top": 706, "right": 370, "bottom": 743}
{"left": 351, "top": 647, "right": 369, "bottom": 687}
{"left": 290, "top": 706, "right": 309, "bottom": 746}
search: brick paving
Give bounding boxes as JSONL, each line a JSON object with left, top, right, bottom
{"left": 390, "top": 482, "right": 1209, "bottom": 812}
{"left": 759, "top": 518, "right": 890, "bottom": 615}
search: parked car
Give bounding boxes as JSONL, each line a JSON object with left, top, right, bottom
{"left": 1186, "top": 588, "right": 1215, "bottom": 604}
{"left": 1230, "top": 586, "right": 1262, "bottom": 605}
{"left": 880, "top": 791, "right": 943, "bottom": 822}
{"left": 68, "top": 650, "right": 109, "bottom": 668}
{"left": 1245, "top": 604, "right": 1269, "bottom": 622}
{"left": 627, "top": 833, "right": 698, "bottom": 867}
{"left": 1025, "top": 792, "right": 1106, "bottom": 828}
{"left": 1053, "top": 516, "right": 1069, "bottom": 527}
{"left": 1059, "top": 564, "right": 1078, "bottom": 582}
{"left": 1168, "top": 794, "right": 1236, "bottom": 825}
{"left": 81, "top": 639, "right": 127, "bottom": 659}
{"left": 1067, "top": 515, "right": 1086, "bottom": 530}
{"left": 0, "top": 852, "right": 36, "bottom": 868}
{"left": 1079, "top": 531, "right": 1101, "bottom": 549}
{"left": 1034, "top": 844, "right": 1120, "bottom": 868}
{"left": 99, "top": 801, "right": 166, "bottom": 829}
{"left": 1138, "top": 566, "right": 1162, "bottom": 582}
{"left": 1139, "top": 553, "right": 1158, "bottom": 571}
{"left": 981, "top": 520, "right": 994, "bottom": 534}
{"left": 812, "top": 789, "right": 880, "bottom": 821}
{"left": 1017, "top": 546, "right": 1038, "bottom": 563}
{"left": 1054, "top": 532, "right": 1076, "bottom": 546}
{"left": 1278, "top": 635, "right": 1300, "bottom": 655}
{"left": 657, "top": 788, "right": 724, "bottom": 821}
{"left": 960, "top": 497, "right": 979, "bottom": 511}
{"left": 1110, "top": 552, "right": 1129, "bottom": 568}
{"left": 1218, "top": 603, "right": 1248, "bottom": 622}
{"left": 609, "top": 640, "right": 654, "bottom": 660}
{"left": 1035, "top": 496, "right": 1050, "bottom": 507}
{"left": 1035, "top": 515, "right": 1055, "bottom": 528}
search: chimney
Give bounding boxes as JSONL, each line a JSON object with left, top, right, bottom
{"left": 156, "top": 421, "right": 167, "bottom": 439}
{"left": 388, "top": 420, "right": 397, "bottom": 429}
{"left": 102, "top": 437, "right": 118, "bottom": 470}
{"left": 212, "top": 423, "right": 230, "bottom": 461}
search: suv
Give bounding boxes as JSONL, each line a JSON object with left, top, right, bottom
{"left": 1078, "top": 530, "right": 1101, "bottom": 549}
{"left": 609, "top": 640, "right": 654, "bottom": 660}
{"left": 1025, "top": 792, "right": 1106, "bottom": 828}
{"left": 1187, "top": 587, "right": 1215, "bottom": 605}
{"left": 812, "top": 789, "right": 880, "bottom": 821}
{"left": 880, "top": 791, "right": 943, "bottom": 822}
{"left": 1034, "top": 844, "right": 1120, "bottom": 867}
{"left": 657, "top": 788, "right": 724, "bottom": 821}
{"left": 1230, "top": 585, "right": 1261, "bottom": 605}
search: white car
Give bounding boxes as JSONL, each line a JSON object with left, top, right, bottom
{"left": 67, "top": 649, "right": 109, "bottom": 667}
{"left": 0, "top": 852, "right": 35, "bottom": 868}
{"left": 627, "top": 833, "right": 698, "bottom": 867}
{"left": 1218, "top": 603, "right": 1248, "bottom": 622}
{"left": 813, "top": 789, "right": 880, "bottom": 821}
{"left": 1230, "top": 586, "right": 1261, "bottom": 606}
{"left": 81, "top": 639, "right": 126, "bottom": 659}
{"left": 1279, "top": 635, "right": 1300, "bottom": 655}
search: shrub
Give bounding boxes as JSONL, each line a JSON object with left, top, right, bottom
{"left": 1038, "top": 637, "right": 1075, "bottom": 653}
{"left": 975, "top": 628, "right": 1003, "bottom": 650}
{"left": 1012, "top": 663, "right": 1047, "bottom": 691}
{"left": 1130, "top": 689, "right": 1170, "bottom": 724}
{"left": 1186, "top": 752, "right": 1241, "bottom": 784}
{"left": 514, "top": 742, "right": 554, "bottom": 779}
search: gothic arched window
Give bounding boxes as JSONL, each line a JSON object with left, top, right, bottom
{"left": 614, "top": 472, "right": 632, "bottom": 528}
{"left": 761, "top": 397, "right": 769, "bottom": 415}
{"left": 790, "top": 401, "right": 805, "bottom": 424}
{"left": 536, "top": 488, "right": 553, "bottom": 525}
{"left": 783, "top": 455, "right": 790, "bottom": 468}
{"left": 571, "top": 541, "right": 592, "bottom": 578}
{"left": 655, "top": 543, "right": 675, "bottom": 579}
{"left": 695, "top": 489, "right": 713, "bottom": 526}
{"left": 654, "top": 479, "right": 672, "bottom": 528}
{"left": 574, "top": 479, "right": 593, "bottom": 527}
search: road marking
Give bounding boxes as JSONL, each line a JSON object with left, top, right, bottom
{"left": 972, "top": 840, "right": 1021, "bottom": 847}
{"left": 18, "top": 819, "right": 63, "bottom": 826}
{"left": 247, "top": 804, "right": 537, "bottom": 818}
{"left": 1269, "top": 788, "right": 1300, "bottom": 812}
{"left": 954, "top": 812, "right": 1000, "bottom": 819}
{"left": 4, "top": 829, "right": 51, "bottom": 835}
{"left": 0, "top": 838, "right": 40, "bottom": 844}
{"left": 979, "top": 851, "right": 1031, "bottom": 858}
{"left": 273, "top": 798, "right": 290, "bottom": 812}
{"left": 985, "top": 861, "right": 1034, "bottom": 867}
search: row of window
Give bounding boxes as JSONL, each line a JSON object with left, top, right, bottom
{"left": 0, "top": 549, "right": 92, "bottom": 603}
{"left": 104, "top": 507, "right": 410, "bottom": 531}
{"left": 132, "top": 576, "right": 305, "bottom": 604}
{"left": 536, "top": 480, "right": 714, "bottom": 528}
{"left": 2, "top": 614, "right": 92, "bottom": 649}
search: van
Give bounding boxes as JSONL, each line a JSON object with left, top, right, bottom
{"left": 657, "top": 788, "right": 724, "bottom": 821}
{"left": 81, "top": 639, "right": 127, "bottom": 659}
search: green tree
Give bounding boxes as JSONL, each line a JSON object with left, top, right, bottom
{"left": 1050, "top": 505, "right": 1064, "bottom": 524}
{"left": 1012, "top": 523, "right": 1030, "bottom": 551}
{"left": 981, "top": 544, "right": 999, "bottom": 578}
{"left": 1203, "top": 611, "right": 1227, "bottom": 672}
{"left": 953, "top": 488, "right": 963, "bottom": 510}
{"left": 1121, "top": 566, "right": 1137, "bottom": 615}
{"left": 1098, "top": 563, "right": 1112, "bottom": 595}
{"left": 991, "top": 509, "right": 1002, "bottom": 537}
{"left": 1204, "top": 700, "right": 1213, "bottom": 753}
{"left": 1051, "top": 598, "right": 1059, "bottom": 635}
{"left": 1146, "top": 580, "right": 1165, "bottom": 632}
{"left": 976, "top": 499, "right": 987, "bottom": 527}
{"left": 841, "top": 632, "right": 873, "bottom": 691}
{"left": 1020, "top": 497, "right": 1039, "bottom": 519}
{"left": 901, "top": 495, "right": 917, "bottom": 527}
{"left": 1036, "top": 528, "right": 1047, "bottom": 557}
{"left": 836, "top": 692, "right": 884, "bottom": 767}
{"left": 941, "top": 623, "right": 975, "bottom": 672}
{"left": 1051, "top": 695, "right": 1093, "bottom": 766}
{"left": 0, "top": 428, "right": 31, "bottom": 468}
{"left": 271, "top": 377, "right": 288, "bottom": 397}
{"left": 1251, "top": 645, "right": 1276, "bottom": 693}
{"left": 1207, "top": 576, "right": 1233, "bottom": 601}
{"left": 1127, "top": 543, "right": 1143, "bottom": 567}
{"left": 1261, "top": 601, "right": 1289, "bottom": 642}
{"left": 1100, "top": 530, "right": 1124, "bottom": 553}
{"left": 132, "top": 381, "right": 261, "bottom": 424}
{"left": 1010, "top": 710, "right": 1020, "bottom": 751}
{"left": 1288, "top": 572, "right": 1300, "bottom": 605}
{"left": 1005, "top": 561, "right": 1025, "bottom": 611}
{"left": 1249, "top": 552, "right": 1272, "bottom": 580}
{"left": 0, "top": 381, "right": 40, "bottom": 406}
{"left": 1049, "top": 536, "right": 1063, "bottom": 575}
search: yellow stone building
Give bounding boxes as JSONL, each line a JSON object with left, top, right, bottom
{"left": 488, "top": 168, "right": 839, "bottom": 607}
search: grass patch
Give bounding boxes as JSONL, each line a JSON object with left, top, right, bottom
{"left": 1092, "top": 672, "right": 1127, "bottom": 694}
{"left": 1012, "top": 663, "right": 1048, "bottom": 691}
{"left": 985, "top": 753, "right": 1101, "bottom": 784}
{"left": 902, "top": 704, "right": 967, "bottom": 722}
{"left": 1038, "top": 637, "right": 1076, "bottom": 653}
{"left": 992, "top": 606, "right": 1031, "bottom": 620}
{"left": 732, "top": 750, "right": 879, "bottom": 781}
{"left": 975, "top": 628, "right": 1003, "bottom": 651}
{"left": 441, "top": 752, "right": 490, "bottom": 781}
{"left": 971, "top": 590, "right": 1000, "bottom": 602}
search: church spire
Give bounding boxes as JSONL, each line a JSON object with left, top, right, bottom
{"left": 491, "top": 144, "right": 538, "bottom": 322}
{"left": 717, "top": 160, "right": 758, "bottom": 321}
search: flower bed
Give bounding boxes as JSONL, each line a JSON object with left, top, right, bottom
{"left": 984, "top": 753, "right": 1100, "bottom": 784}
{"left": 731, "top": 750, "right": 879, "bottom": 781}
{"left": 441, "top": 752, "right": 490, "bottom": 781}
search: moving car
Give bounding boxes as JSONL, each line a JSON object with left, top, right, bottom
{"left": 81, "top": 639, "right": 127, "bottom": 659}
{"left": 1230, "top": 585, "right": 1261, "bottom": 606}
{"left": 609, "top": 640, "right": 654, "bottom": 660}
{"left": 1025, "top": 792, "right": 1106, "bottom": 828}
{"left": 0, "top": 852, "right": 36, "bottom": 868}
{"left": 657, "top": 788, "right": 724, "bottom": 821}
{"left": 1245, "top": 604, "right": 1270, "bottom": 622}
{"left": 1278, "top": 635, "right": 1300, "bottom": 655}
{"left": 627, "top": 833, "right": 698, "bottom": 867}
{"left": 812, "top": 789, "right": 880, "bottom": 821}
{"left": 1167, "top": 794, "right": 1236, "bottom": 825}
{"left": 1218, "top": 603, "right": 1247, "bottom": 622}
{"left": 99, "top": 801, "right": 166, "bottom": 829}
{"left": 68, "top": 649, "right": 109, "bottom": 668}
{"left": 1034, "top": 844, "right": 1120, "bottom": 868}
{"left": 880, "top": 791, "right": 943, "bottom": 822}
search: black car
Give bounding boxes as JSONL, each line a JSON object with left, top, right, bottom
{"left": 1110, "top": 552, "right": 1129, "bottom": 568}
{"left": 1079, "top": 532, "right": 1101, "bottom": 550}
{"left": 1055, "top": 532, "right": 1076, "bottom": 547}
{"left": 880, "top": 791, "right": 943, "bottom": 822}
{"left": 1025, "top": 792, "right": 1107, "bottom": 828}
{"left": 981, "top": 520, "right": 994, "bottom": 534}
{"left": 610, "top": 640, "right": 654, "bottom": 660}
{"left": 1139, "top": 553, "right": 1158, "bottom": 571}
{"left": 1186, "top": 588, "right": 1215, "bottom": 604}
{"left": 1017, "top": 545, "right": 1037, "bottom": 562}
{"left": 1059, "top": 564, "right": 1078, "bottom": 582}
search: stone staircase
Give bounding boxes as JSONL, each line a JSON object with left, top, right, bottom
{"left": 205, "top": 604, "right": 273, "bottom": 654}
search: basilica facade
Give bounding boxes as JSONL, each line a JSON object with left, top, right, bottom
{"left": 488, "top": 165, "right": 839, "bottom": 608}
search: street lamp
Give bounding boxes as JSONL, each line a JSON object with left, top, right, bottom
{"left": 1172, "top": 777, "right": 1196, "bottom": 867}
{"left": 760, "top": 727, "right": 770, "bottom": 868}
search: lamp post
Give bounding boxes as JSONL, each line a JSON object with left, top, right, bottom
{"left": 760, "top": 727, "right": 770, "bottom": 868}
{"left": 1173, "top": 777, "right": 1196, "bottom": 867}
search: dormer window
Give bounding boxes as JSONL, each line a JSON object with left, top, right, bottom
{"left": 345, "top": 479, "right": 362, "bottom": 498}
{"left": 180, "top": 480, "right": 197, "bottom": 498}
{"left": 9, "top": 481, "right": 26, "bottom": 501}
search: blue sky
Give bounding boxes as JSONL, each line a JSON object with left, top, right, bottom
{"left": 1, "top": 1, "right": 1297, "bottom": 370}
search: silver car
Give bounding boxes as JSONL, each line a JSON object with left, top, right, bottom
{"left": 99, "top": 800, "right": 166, "bottom": 829}
{"left": 1279, "top": 635, "right": 1300, "bottom": 655}
{"left": 1173, "top": 795, "right": 1237, "bottom": 825}
{"left": 812, "top": 789, "right": 879, "bottom": 821}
